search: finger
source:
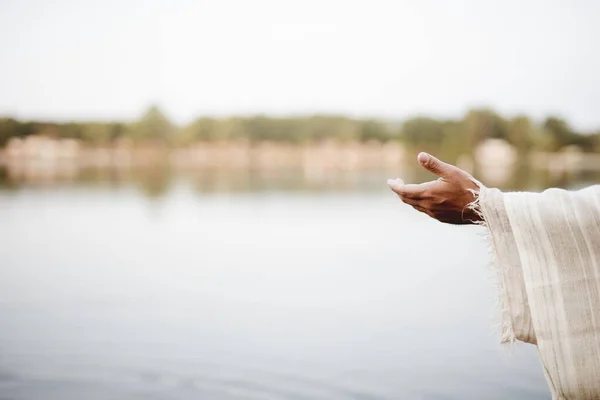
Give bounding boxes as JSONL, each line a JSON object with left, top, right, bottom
{"left": 387, "top": 180, "right": 431, "bottom": 200}
{"left": 417, "top": 152, "right": 460, "bottom": 180}
{"left": 396, "top": 195, "right": 420, "bottom": 207}
{"left": 401, "top": 197, "right": 434, "bottom": 217}
{"left": 392, "top": 191, "right": 435, "bottom": 217}
{"left": 412, "top": 204, "right": 434, "bottom": 218}
{"left": 387, "top": 178, "right": 408, "bottom": 197}
{"left": 390, "top": 183, "right": 426, "bottom": 199}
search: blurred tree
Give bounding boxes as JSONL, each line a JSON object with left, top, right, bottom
{"left": 439, "top": 120, "right": 468, "bottom": 163}
{"left": 401, "top": 117, "right": 445, "bottom": 147}
{"left": 544, "top": 117, "right": 571, "bottom": 151}
{"left": 128, "top": 105, "right": 174, "bottom": 142}
{"left": 110, "top": 123, "right": 125, "bottom": 142}
{"left": 507, "top": 115, "right": 533, "bottom": 155}
{"left": 593, "top": 133, "right": 600, "bottom": 152}
{"left": 543, "top": 117, "right": 586, "bottom": 151}
{"left": 0, "top": 118, "right": 22, "bottom": 146}
{"left": 181, "top": 117, "right": 219, "bottom": 142}
{"left": 464, "top": 109, "right": 508, "bottom": 148}
{"left": 0, "top": 110, "right": 598, "bottom": 156}
{"left": 359, "top": 120, "right": 389, "bottom": 142}
{"left": 0, "top": 118, "right": 40, "bottom": 145}
{"left": 81, "top": 123, "right": 113, "bottom": 145}
{"left": 58, "top": 122, "right": 84, "bottom": 140}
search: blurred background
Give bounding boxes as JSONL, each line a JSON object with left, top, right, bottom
{"left": 1, "top": 0, "right": 599, "bottom": 398}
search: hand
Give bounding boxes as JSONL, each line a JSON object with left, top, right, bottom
{"left": 388, "top": 152, "right": 482, "bottom": 224}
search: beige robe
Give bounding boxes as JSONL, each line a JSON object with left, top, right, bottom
{"left": 477, "top": 186, "right": 600, "bottom": 399}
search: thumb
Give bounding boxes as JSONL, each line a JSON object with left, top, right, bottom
{"left": 417, "top": 152, "right": 457, "bottom": 179}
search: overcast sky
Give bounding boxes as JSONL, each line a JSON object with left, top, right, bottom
{"left": 0, "top": 0, "right": 599, "bottom": 129}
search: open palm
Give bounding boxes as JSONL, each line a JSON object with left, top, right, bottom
{"left": 388, "top": 153, "right": 482, "bottom": 224}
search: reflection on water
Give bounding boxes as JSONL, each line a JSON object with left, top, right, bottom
{"left": 1, "top": 160, "right": 599, "bottom": 198}
{"left": 1, "top": 163, "right": 596, "bottom": 399}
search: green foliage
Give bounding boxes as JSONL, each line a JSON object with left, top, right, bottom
{"left": 507, "top": 116, "right": 534, "bottom": 154}
{"left": 359, "top": 120, "right": 390, "bottom": 142}
{"left": 544, "top": 117, "right": 574, "bottom": 151}
{"left": 464, "top": 109, "right": 508, "bottom": 145}
{"left": 0, "top": 118, "right": 22, "bottom": 146}
{"left": 0, "top": 118, "right": 37, "bottom": 145}
{"left": 175, "top": 115, "right": 392, "bottom": 143}
{"left": 401, "top": 117, "right": 445, "bottom": 146}
{"left": 0, "top": 107, "right": 598, "bottom": 154}
{"left": 439, "top": 120, "right": 469, "bottom": 162}
{"left": 127, "top": 105, "right": 174, "bottom": 142}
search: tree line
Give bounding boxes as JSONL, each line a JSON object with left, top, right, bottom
{"left": 1, "top": 106, "right": 599, "bottom": 156}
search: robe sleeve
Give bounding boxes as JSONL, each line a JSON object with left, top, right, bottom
{"left": 477, "top": 187, "right": 536, "bottom": 344}
{"left": 478, "top": 185, "right": 600, "bottom": 398}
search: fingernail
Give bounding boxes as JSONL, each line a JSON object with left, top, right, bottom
{"left": 387, "top": 178, "right": 396, "bottom": 186}
{"left": 418, "top": 152, "right": 430, "bottom": 164}
{"left": 395, "top": 178, "right": 404, "bottom": 185}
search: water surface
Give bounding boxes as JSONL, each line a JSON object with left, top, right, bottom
{"left": 0, "top": 174, "right": 550, "bottom": 399}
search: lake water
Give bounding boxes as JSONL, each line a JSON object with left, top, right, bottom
{"left": 0, "top": 171, "right": 552, "bottom": 399}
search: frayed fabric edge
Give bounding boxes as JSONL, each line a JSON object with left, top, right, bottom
{"left": 464, "top": 181, "right": 517, "bottom": 346}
